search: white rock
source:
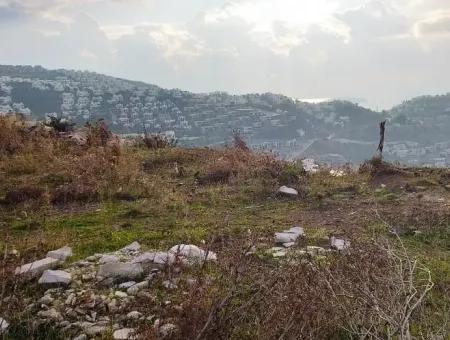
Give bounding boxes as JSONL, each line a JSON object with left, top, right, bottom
{"left": 285, "top": 226, "right": 305, "bottom": 236}
{"left": 275, "top": 226, "right": 305, "bottom": 244}
{"left": 282, "top": 242, "right": 296, "bottom": 248}
{"left": 39, "top": 295, "right": 54, "bottom": 305}
{"left": 114, "top": 291, "right": 128, "bottom": 298}
{"left": 278, "top": 186, "right": 298, "bottom": 196}
{"left": 302, "top": 158, "right": 319, "bottom": 173}
{"left": 159, "top": 323, "right": 178, "bottom": 338}
{"left": 0, "top": 317, "right": 9, "bottom": 334}
{"left": 121, "top": 242, "right": 141, "bottom": 252}
{"left": 113, "top": 328, "right": 136, "bottom": 340}
{"left": 97, "top": 262, "right": 143, "bottom": 281}
{"left": 99, "top": 255, "right": 120, "bottom": 264}
{"left": 162, "top": 280, "right": 178, "bottom": 290}
{"left": 38, "top": 270, "right": 72, "bottom": 286}
{"left": 126, "top": 311, "right": 142, "bottom": 320}
{"left": 46, "top": 246, "right": 72, "bottom": 262}
{"left": 330, "top": 237, "right": 350, "bottom": 251}
{"left": 38, "top": 308, "right": 63, "bottom": 321}
{"left": 15, "top": 257, "right": 60, "bottom": 277}
{"left": 127, "top": 281, "right": 148, "bottom": 295}
{"left": 168, "top": 244, "right": 217, "bottom": 263}
{"left": 73, "top": 334, "right": 87, "bottom": 340}
{"left": 118, "top": 281, "right": 136, "bottom": 289}
{"left": 275, "top": 232, "right": 300, "bottom": 244}
{"left": 85, "top": 325, "right": 107, "bottom": 336}
{"left": 132, "top": 251, "right": 176, "bottom": 265}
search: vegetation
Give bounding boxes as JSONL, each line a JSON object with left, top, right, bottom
{"left": 0, "top": 116, "right": 449, "bottom": 339}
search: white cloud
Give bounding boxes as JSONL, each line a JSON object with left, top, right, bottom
{"left": 203, "top": 0, "right": 351, "bottom": 55}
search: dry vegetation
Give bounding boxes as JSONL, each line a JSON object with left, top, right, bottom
{"left": 0, "top": 116, "right": 449, "bottom": 339}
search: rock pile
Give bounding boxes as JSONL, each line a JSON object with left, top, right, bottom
{"left": 12, "top": 242, "right": 216, "bottom": 339}
{"left": 269, "top": 226, "right": 350, "bottom": 259}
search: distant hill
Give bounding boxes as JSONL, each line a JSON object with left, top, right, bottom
{"left": 1, "top": 65, "right": 449, "bottom": 166}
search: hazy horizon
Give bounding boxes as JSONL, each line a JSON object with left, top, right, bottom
{"left": 1, "top": 0, "right": 450, "bottom": 109}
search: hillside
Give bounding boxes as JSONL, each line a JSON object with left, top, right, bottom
{"left": 0, "top": 117, "right": 449, "bottom": 339}
{"left": 1, "top": 65, "right": 450, "bottom": 166}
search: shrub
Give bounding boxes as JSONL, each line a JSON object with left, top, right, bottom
{"left": 142, "top": 133, "right": 177, "bottom": 149}
{"left": 232, "top": 129, "right": 249, "bottom": 151}
{"left": 4, "top": 186, "right": 45, "bottom": 205}
{"left": 44, "top": 116, "right": 75, "bottom": 133}
{"left": 51, "top": 183, "right": 99, "bottom": 205}
{"left": 85, "top": 119, "right": 112, "bottom": 147}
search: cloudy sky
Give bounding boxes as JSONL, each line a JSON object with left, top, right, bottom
{"left": 0, "top": 0, "right": 449, "bottom": 108}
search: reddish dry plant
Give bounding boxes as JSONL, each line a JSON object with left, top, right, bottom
{"left": 152, "top": 237, "right": 438, "bottom": 340}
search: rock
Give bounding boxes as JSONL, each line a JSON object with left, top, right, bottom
{"left": 118, "top": 281, "right": 136, "bottom": 289}
{"left": 97, "top": 262, "right": 143, "bottom": 282}
{"left": 127, "top": 281, "right": 148, "bottom": 295}
{"left": 275, "top": 226, "right": 305, "bottom": 244}
{"left": 162, "top": 280, "right": 178, "bottom": 290}
{"left": 114, "top": 291, "right": 128, "bottom": 298}
{"left": 38, "top": 308, "right": 63, "bottom": 321}
{"left": 47, "top": 246, "right": 72, "bottom": 262}
{"left": 113, "top": 328, "right": 136, "bottom": 340}
{"left": 132, "top": 251, "right": 175, "bottom": 265}
{"left": 270, "top": 247, "right": 287, "bottom": 258}
{"left": 278, "top": 186, "right": 298, "bottom": 196}
{"left": 283, "top": 242, "right": 296, "bottom": 248}
{"left": 159, "top": 323, "right": 178, "bottom": 338}
{"left": 126, "top": 311, "right": 142, "bottom": 320}
{"left": 39, "top": 295, "right": 54, "bottom": 305}
{"left": 330, "top": 237, "right": 350, "bottom": 251}
{"left": 275, "top": 232, "right": 299, "bottom": 244}
{"left": 121, "top": 242, "right": 141, "bottom": 252}
{"left": 168, "top": 244, "right": 217, "bottom": 263}
{"left": 305, "top": 246, "right": 326, "bottom": 256}
{"left": 302, "top": 158, "right": 319, "bottom": 173}
{"left": 99, "top": 255, "right": 120, "bottom": 264}
{"left": 73, "top": 334, "right": 87, "bottom": 340}
{"left": 0, "top": 317, "right": 9, "bottom": 334}
{"left": 84, "top": 325, "right": 107, "bottom": 336}
{"left": 38, "top": 270, "right": 72, "bottom": 286}
{"left": 15, "top": 257, "right": 60, "bottom": 278}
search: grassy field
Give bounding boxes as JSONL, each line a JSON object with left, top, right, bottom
{"left": 0, "top": 116, "right": 449, "bottom": 339}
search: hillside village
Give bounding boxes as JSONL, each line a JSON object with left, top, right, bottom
{"left": 1, "top": 65, "right": 450, "bottom": 166}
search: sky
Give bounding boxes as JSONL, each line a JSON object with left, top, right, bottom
{"left": 0, "top": 0, "right": 449, "bottom": 109}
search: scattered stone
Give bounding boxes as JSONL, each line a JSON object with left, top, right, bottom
{"left": 126, "top": 311, "right": 142, "bottom": 320}
{"left": 272, "top": 249, "right": 287, "bottom": 258}
{"left": 330, "top": 237, "right": 350, "bottom": 251}
{"left": 282, "top": 242, "right": 296, "bottom": 248}
{"left": 275, "top": 226, "right": 305, "bottom": 244}
{"left": 15, "top": 257, "right": 60, "bottom": 278}
{"left": 121, "top": 242, "right": 141, "bottom": 252}
{"left": 84, "top": 325, "right": 107, "bottom": 337}
{"left": 302, "top": 158, "right": 319, "bottom": 173}
{"left": 278, "top": 186, "right": 298, "bottom": 196}
{"left": 159, "top": 323, "right": 178, "bottom": 338}
{"left": 97, "top": 262, "right": 143, "bottom": 282}
{"left": 38, "top": 270, "right": 72, "bottom": 286}
{"left": 73, "top": 334, "right": 87, "bottom": 340}
{"left": 99, "top": 255, "right": 120, "bottom": 264}
{"left": 127, "top": 281, "right": 148, "bottom": 295}
{"left": 168, "top": 244, "right": 217, "bottom": 263}
{"left": 305, "top": 246, "right": 326, "bottom": 256}
{"left": 38, "top": 308, "right": 63, "bottom": 321}
{"left": 162, "top": 280, "right": 178, "bottom": 290}
{"left": 118, "top": 281, "right": 136, "bottom": 289}
{"left": 114, "top": 291, "right": 128, "bottom": 298}
{"left": 39, "top": 295, "right": 54, "bottom": 305}
{"left": 113, "top": 328, "right": 136, "bottom": 340}
{"left": 0, "top": 317, "right": 9, "bottom": 334}
{"left": 46, "top": 246, "right": 72, "bottom": 262}
{"left": 132, "top": 251, "right": 175, "bottom": 266}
